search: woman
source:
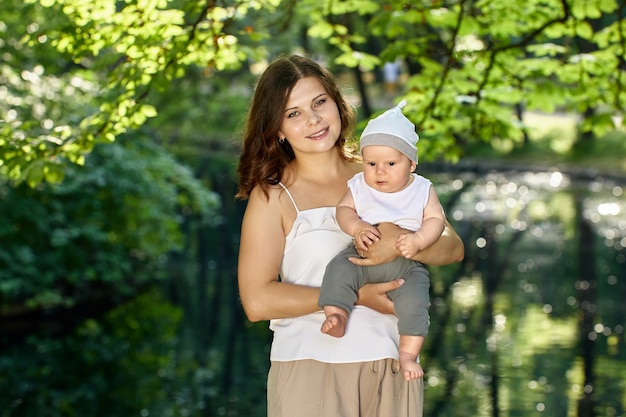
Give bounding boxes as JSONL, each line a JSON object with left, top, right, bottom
{"left": 236, "top": 54, "right": 464, "bottom": 417}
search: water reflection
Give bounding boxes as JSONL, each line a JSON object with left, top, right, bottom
{"left": 427, "top": 167, "right": 625, "bottom": 417}
{"left": 1, "top": 166, "right": 624, "bottom": 417}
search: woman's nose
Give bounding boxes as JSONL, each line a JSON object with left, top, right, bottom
{"left": 307, "top": 112, "right": 321, "bottom": 126}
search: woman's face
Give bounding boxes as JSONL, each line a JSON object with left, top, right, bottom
{"left": 361, "top": 145, "right": 416, "bottom": 193}
{"left": 278, "top": 77, "right": 342, "bottom": 155}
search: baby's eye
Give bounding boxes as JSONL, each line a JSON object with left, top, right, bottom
{"left": 366, "top": 162, "right": 376, "bottom": 167}
{"left": 388, "top": 162, "right": 396, "bottom": 166}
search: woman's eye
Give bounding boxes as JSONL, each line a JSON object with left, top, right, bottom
{"left": 315, "top": 98, "right": 327, "bottom": 107}
{"left": 287, "top": 111, "right": 299, "bottom": 118}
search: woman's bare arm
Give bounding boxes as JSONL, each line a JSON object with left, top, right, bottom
{"left": 238, "top": 187, "right": 320, "bottom": 322}
{"left": 350, "top": 221, "right": 464, "bottom": 267}
{"left": 413, "top": 220, "right": 464, "bottom": 265}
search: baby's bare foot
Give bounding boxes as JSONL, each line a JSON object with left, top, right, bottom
{"left": 321, "top": 314, "right": 347, "bottom": 338}
{"left": 399, "top": 353, "right": 424, "bottom": 381}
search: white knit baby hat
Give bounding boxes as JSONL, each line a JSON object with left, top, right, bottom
{"left": 359, "top": 99, "right": 419, "bottom": 164}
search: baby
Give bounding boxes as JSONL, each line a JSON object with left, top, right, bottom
{"left": 318, "top": 100, "right": 445, "bottom": 381}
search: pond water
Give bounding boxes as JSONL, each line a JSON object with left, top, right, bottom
{"left": 1, "top": 164, "right": 625, "bottom": 417}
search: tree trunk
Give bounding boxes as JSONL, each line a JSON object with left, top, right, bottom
{"left": 576, "top": 196, "right": 596, "bottom": 417}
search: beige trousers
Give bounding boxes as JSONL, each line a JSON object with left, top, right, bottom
{"left": 267, "top": 358, "right": 424, "bottom": 417}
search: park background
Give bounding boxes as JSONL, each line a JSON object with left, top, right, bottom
{"left": 1, "top": 1, "right": 625, "bottom": 416}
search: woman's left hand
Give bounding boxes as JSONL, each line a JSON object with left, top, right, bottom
{"left": 350, "top": 222, "right": 403, "bottom": 266}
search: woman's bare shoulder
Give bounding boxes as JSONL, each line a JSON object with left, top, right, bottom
{"left": 246, "top": 182, "right": 298, "bottom": 236}
{"left": 248, "top": 182, "right": 287, "bottom": 207}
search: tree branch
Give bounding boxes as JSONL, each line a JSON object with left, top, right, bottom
{"left": 418, "top": 0, "right": 469, "bottom": 126}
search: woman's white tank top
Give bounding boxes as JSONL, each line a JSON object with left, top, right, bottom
{"left": 269, "top": 183, "right": 399, "bottom": 363}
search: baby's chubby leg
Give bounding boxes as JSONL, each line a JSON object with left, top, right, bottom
{"left": 321, "top": 305, "right": 349, "bottom": 338}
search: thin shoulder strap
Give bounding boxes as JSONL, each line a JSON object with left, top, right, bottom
{"left": 277, "top": 182, "right": 300, "bottom": 213}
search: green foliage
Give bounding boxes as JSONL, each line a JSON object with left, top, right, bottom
{"left": 147, "top": 67, "right": 254, "bottom": 158}
{"left": 0, "top": 0, "right": 262, "bottom": 185}
{"left": 0, "top": 135, "right": 220, "bottom": 309}
{"left": 1, "top": 0, "right": 625, "bottom": 185}
{"left": 379, "top": 1, "right": 624, "bottom": 160}
{"left": 0, "top": 290, "right": 189, "bottom": 417}
{"left": 299, "top": 0, "right": 625, "bottom": 161}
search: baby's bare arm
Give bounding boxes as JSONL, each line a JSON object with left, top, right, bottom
{"left": 336, "top": 190, "right": 380, "bottom": 251}
{"left": 397, "top": 187, "right": 446, "bottom": 257}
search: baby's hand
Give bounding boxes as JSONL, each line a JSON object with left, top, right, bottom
{"left": 396, "top": 233, "right": 420, "bottom": 258}
{"left": 354, "top": 223, "right": 381, "bottom": 252}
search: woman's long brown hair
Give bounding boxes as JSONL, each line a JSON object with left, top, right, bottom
{"left": 236, "top": 55, "right": 357, "bottom": 200}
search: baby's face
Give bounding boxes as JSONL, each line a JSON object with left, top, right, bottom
{"left": 361, "top": 146, "right": 416, "bottom": 193}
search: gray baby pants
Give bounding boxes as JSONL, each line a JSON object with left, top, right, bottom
{"left": 319, "top": 245, "right": 430, "bottom": 336}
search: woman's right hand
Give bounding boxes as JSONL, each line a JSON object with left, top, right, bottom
{"left": 355, "top": 279, "right": 405, "bottom": 315}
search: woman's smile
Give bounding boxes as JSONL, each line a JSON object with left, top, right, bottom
{"left": 307, "top": 127, "right": 329, "bottom": 140}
